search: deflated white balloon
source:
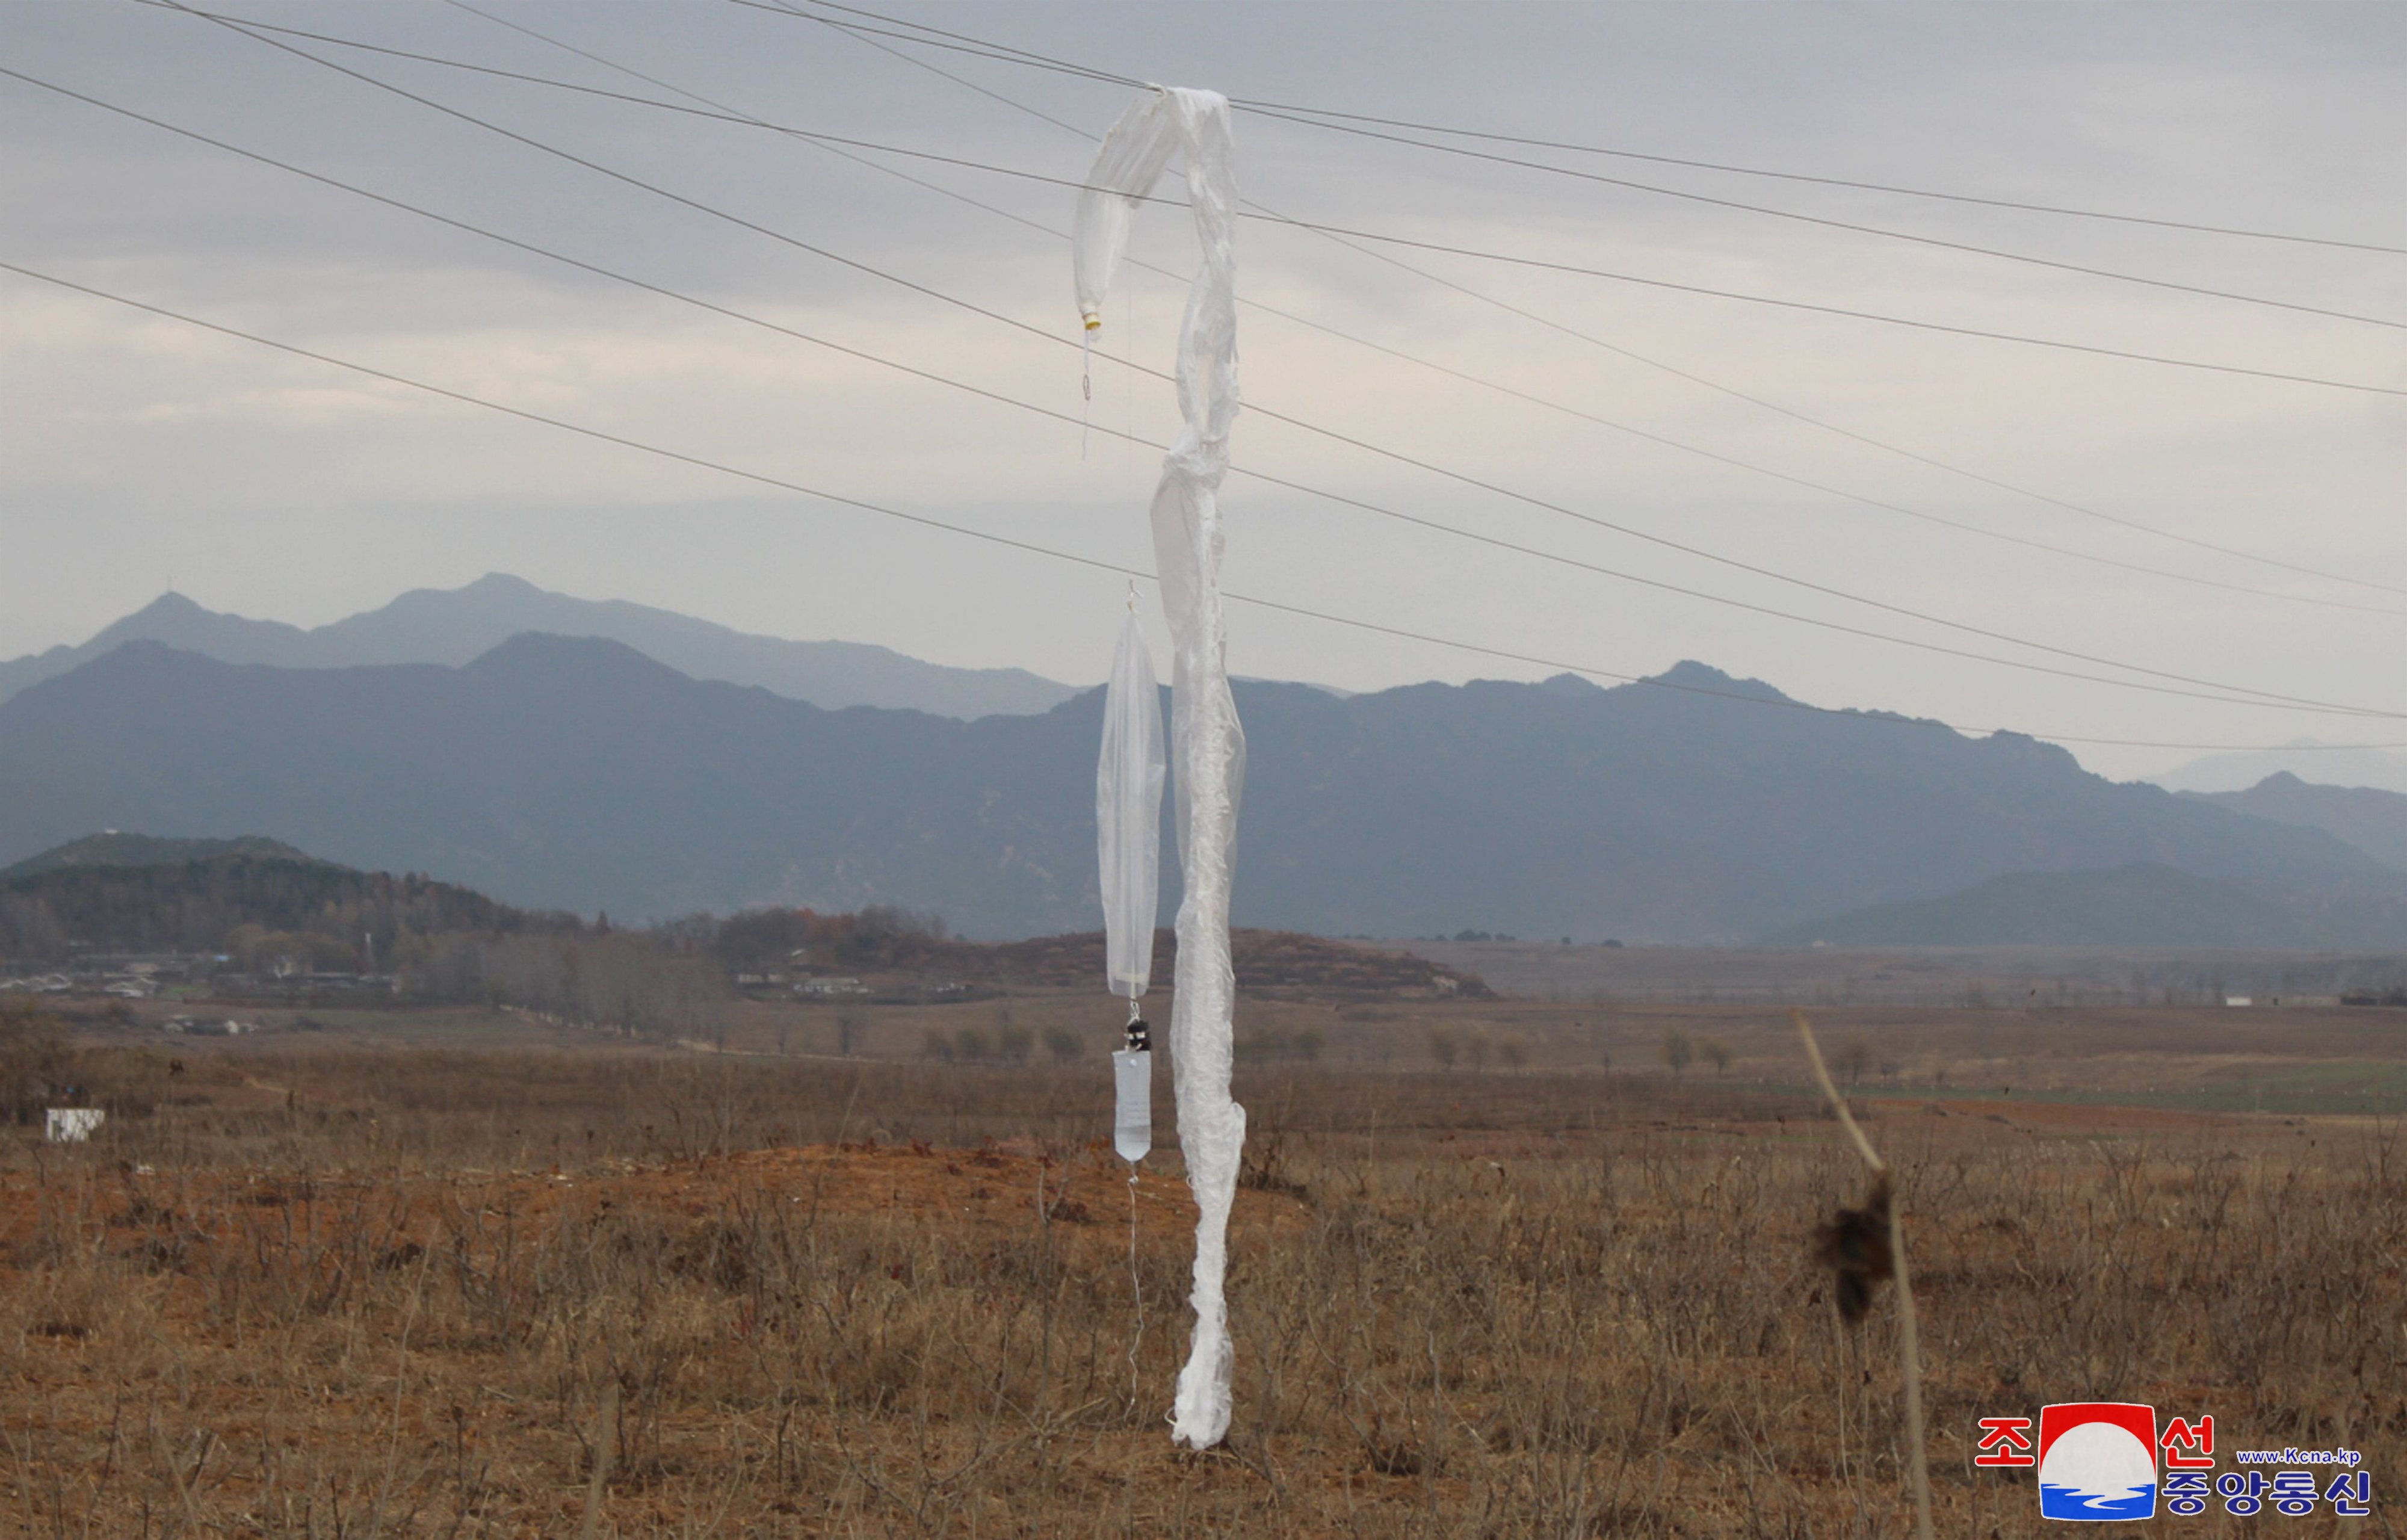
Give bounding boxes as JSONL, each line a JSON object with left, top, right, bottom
{"left": 1074, "top": 84, "right": 1247, "bottom": 1452}
{"left": 1097, "top": 610, "right": 1164, "bottom": 1000}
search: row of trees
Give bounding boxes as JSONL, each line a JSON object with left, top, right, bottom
{"left": 1425, "top": 1027, "right": 1528, "bottom": 1071}
{"left": 410, "top": 932, "right": 726, "bottom": 1043}
{"left": 688, "top": 905, "right": 951, "bottom": 974}
{"left": 0, "top": 855, "right": 547, "bottom": 963}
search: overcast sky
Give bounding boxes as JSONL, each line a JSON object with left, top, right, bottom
{"left": 2, "top": 1, "right": 2399, "bottom": 781}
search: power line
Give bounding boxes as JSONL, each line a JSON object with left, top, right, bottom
{"left": 1232, "top": 104, "right": 2407, "bottom": 260}
{"left": 694, "top": 0, "right": 1095, "bottom": 140}
{"left": 1234, "top": 214, "right": 2407, "bottom": 398}
{"left": 13, "top": 72, "right": 2364, "bottom": 725}
{"left": 783, "top": 0, "right": 2407, "bottom": 258}
{"left": 759, "top": 1, "right": 2407, "bottom": 610}
{"left": 123, "top": 5, "right": 2407, "bottom": 605}
{"left": 10, "top": 255, "right": 2404, "bottom": 755}
{"left": 1225, "top": 99, "right": 2406, "bottom": 331}
{"left": 54, "top": 40, "right": 2400, "bottom": 723}
{"left": 144, "top": 1, "right": 2407, "bottom": 400}
{"left": 789, "top": 2, "right": 2406, "bottom": 332}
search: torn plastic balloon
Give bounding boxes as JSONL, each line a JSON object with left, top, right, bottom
{"left": 1075, "top": 84, "right": 1247, "bottom": 1452}
{"left": 1098, "top": 607, "right": 1165, "bottom": 1003}
{"left": 1098, "top": 605, "right": 1164, "bottom": 1166}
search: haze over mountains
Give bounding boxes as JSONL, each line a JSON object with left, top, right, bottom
{"left": 2153, "top": 743, "right": 2407, "bottom": 796}
{"left": 2184, "top": 775, "right": 2407, "bottom": 873}
{"left": 4, "top": 630, "right": 2404, "bottom": 945}
{"left": 0, "top": 575, "right": 1078, "bottom": 720}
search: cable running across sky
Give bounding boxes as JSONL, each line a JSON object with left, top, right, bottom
{"left": 89, "top": 9, "right": 2407, "bottom": 719}
{"left": 19, "top": 57, "right": 2393, "bottom": 723}
{"left": 765, "top": 0, "right": 2407, "bottom": 255}
{"left": 135, "top": 1, "right": 2407, "bottom": 400}
{"left": 425, "top": 0, "right": 2407, "bottom": 603}
{"left": 3, "top": 254, "right": 2399, "bottom": 757}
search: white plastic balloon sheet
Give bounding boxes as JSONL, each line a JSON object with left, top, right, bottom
{"left": 1097, "top": 608, "right": 1165, "bottom": 1001}
{"left": 1099, "top": 608, "right": 1164, "bottom": 1168}
{"left": 1075, "top": 85, "right": 1248, "bottom": 1451}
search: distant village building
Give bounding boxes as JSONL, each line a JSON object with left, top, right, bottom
{"left": 797, "top": 977, "right": 870, "bottom": 997}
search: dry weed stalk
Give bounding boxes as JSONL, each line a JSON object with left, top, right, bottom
{"left": 1794, "top": 1006, "right": 1932, "bottom": 1540}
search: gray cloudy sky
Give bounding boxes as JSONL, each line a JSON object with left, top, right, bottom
{"left": 2, "top": 1, "right": 2400, "bottom": 780}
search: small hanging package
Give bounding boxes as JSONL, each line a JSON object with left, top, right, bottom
{"left": 1113, "top": 1021, "right": 1153, "bottom": 1164}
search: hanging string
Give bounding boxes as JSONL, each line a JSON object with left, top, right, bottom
{"left": 1125, "top": 1166, "right": 1146, "bottom": 1411}
{"left": 1080, "top": 321, "right": 1093, "bottom": 460}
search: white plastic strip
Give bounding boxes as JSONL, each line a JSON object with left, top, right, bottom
{"left": 1074, "top": 84, "right": 1247, "bottom": 1450}
{"left": 1097, "top": 608, "right": 1165, "bottom": 999}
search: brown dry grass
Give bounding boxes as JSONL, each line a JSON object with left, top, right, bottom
{"left": 2, "top": 1037, "right": 2403, "bottom": 1537}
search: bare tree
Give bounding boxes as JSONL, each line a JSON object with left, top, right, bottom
{"left": 1834, "top": 1034, "right": 1875, "bottom": 1087}
{"left": 1660, "top": 1027, "right": 1693, "bottom": 1078}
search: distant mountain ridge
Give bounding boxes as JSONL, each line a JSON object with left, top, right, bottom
{"left": 1, "top": 636, "right": 2398, "bottom": 942}
{"left": 2184, "top": 773, "right": 2407, "bottom": 873}
{"left": 0, "top": 575, "right": 1079, "bottom": 719}
{"left": 2151, "top": 742, "right": 2407, "bottom": 796}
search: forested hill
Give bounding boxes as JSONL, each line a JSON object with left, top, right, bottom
{"left": 0, "top": 847, "right": 546, "bottom": 962}
{"left": 0, "top": 832, "right": 313, "bottom": 880}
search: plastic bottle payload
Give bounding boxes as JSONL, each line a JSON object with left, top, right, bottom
{"left": 1099, "top": 608, "right": 1164, "bottom": 1166}
{"left": 1075, "top": 84, "right": 1247, "bottom": 1452}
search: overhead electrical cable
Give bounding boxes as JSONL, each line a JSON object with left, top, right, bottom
{"left": 1231, "top": 104, "right": 2407, "bottom": 259}
{"left": 780, "top": 0, "right": 2407, "bottom": 258}
{"left": 753, "top": 0, "right": 2407, "bottom": 608}
{"left": 456, "top": 0, "right": 2407, "bottom": 595}
{"left": 1225, "top": 99, "right": 2407, "bottom": 330}
{"left": 48, "top": 49, "right": 2399, "bottom": 722}
{"left": 139, "top": 0, "right": 2407, "bottom": 400}
{"left": 10, "top": 255, "right": 2404, "bottom": 755}
{"left": 780, "top": 3, "right": 2406, "bottom": 331}
{"left": 122, "top": 7, "right": 2407, "bottom": 601}
{"left": 13, "top": 76, "right": 2367, "bottom": 723}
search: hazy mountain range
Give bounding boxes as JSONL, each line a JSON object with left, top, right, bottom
{"left": 0, "top": 575, "right": 1078, "bottom": 720}
{"left": 2184, "top": 773, "right": 2407, "bottom": 872}
{"left": 4, "top": 633, "right": 2403, "bottom": 945}
{"left": 2151, "top": 741, "right": 2407, "bottom": 796}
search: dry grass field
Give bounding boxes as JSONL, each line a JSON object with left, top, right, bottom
{"left": 5, "top": 994, "right": 2405, "bottom": 1536}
